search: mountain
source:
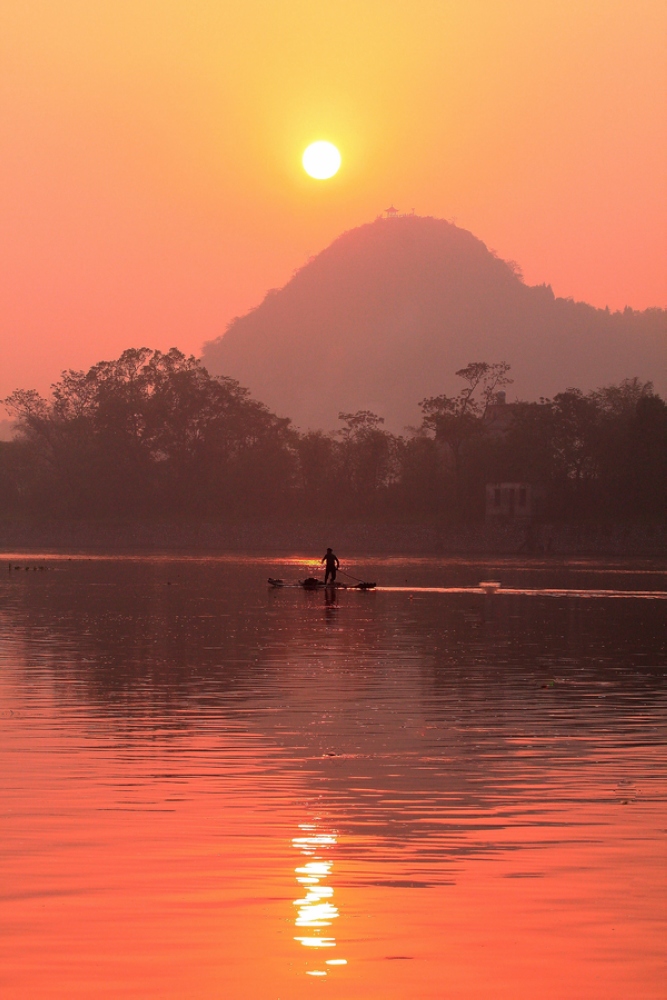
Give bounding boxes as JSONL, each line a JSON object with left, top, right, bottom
{"left": 202, "top": 215, "right": 666, "bottom": 431}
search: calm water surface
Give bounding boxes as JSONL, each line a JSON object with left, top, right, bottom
{"left": 1, "top": 555, "right": 666, "bottom": 999}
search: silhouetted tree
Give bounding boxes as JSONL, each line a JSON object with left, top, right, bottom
{"left": 417, "top": 362, "right": 513, "bottom": 518}
{"left": 295, "top": 430, "right": 340, "bottom": 514}
{"left": 420, "top": 362, "right": 512, "bottom": 471}
{"left": 337, "top": 410, "right": 399, "bottom": 512}
{"left": 5, "top": 348, "right": 296, "bottom": 517}
{"left": 2, "top": 352, "right": 664, "bottom": 528}
{"left": 496, "top": 379, "right": 665, "bottom": 521}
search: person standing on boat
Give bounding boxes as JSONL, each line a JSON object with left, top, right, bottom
{"left": 321, "top": 548, "right": 340, "bottom": 584}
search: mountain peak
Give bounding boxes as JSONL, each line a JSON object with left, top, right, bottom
{"left": 202, "top": 216, "right": 665, "bottom": 431}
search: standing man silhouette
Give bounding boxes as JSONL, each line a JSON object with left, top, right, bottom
{"left": 321, "top": 548, "right": 340, "bottom": 585}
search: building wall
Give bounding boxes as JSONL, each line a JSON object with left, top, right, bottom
{"left": 486, "top": 482, "right": 533, "bottom": 519}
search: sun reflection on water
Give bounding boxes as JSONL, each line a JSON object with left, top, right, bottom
{"left": 292, "top": 822, "right": 347, "bottom": 977}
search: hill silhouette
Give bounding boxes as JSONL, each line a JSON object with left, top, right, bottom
{"left": 202, "top": 215, "right": 666, "bottom": 431}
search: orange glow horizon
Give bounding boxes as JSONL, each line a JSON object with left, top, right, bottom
{"left": 0, "top": 1, "right": 665, "bottom": 402}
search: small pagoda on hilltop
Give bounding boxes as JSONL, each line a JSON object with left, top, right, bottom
{"left": 382, "top": 206, "right": 416, "bottom": 219}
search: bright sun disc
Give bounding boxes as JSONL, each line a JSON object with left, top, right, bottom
{"left": 302, "top": 141, "right": 341, "bottom": 179}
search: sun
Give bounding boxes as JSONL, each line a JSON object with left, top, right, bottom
{"left": 302, "top": 141, "right": 341, "bottom": 180}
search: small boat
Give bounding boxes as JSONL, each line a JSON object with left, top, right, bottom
{"left": 479, "top": 580, "right": 501, "bottom": 594}
{"left": 268, "top": 577, "right": 376, "bottom": 591}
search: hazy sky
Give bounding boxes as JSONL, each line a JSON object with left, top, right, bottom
{"left": 1, "top": 0, "right": 665, "bottom": 400}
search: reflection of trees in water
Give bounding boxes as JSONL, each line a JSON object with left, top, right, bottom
{"left": 304, "top": 593, "right": 667, "bottom": 871}
{"left": 6, "top": 562, "right": 666, "bottom": 725}
{"left": 3, "top": 563, "right": 666, "bottom": 869}
{"left": 423, "top": 592, "right": 667, "bottom": 712}
{"left": 2, "top": 560, "right": 291, "bottom": 728}
{"left": 257, "top": 589, "right": 667, "bottom": 865}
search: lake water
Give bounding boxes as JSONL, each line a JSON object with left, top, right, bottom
{"left": 1, "top": 555, "right": 666, "bottom": 999}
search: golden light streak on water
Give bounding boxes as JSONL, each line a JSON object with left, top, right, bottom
{"left": 292, "top": 822, "right": 346, "bottom": 977}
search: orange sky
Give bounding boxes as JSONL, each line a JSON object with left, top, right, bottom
{"left": 1, "top": 0, "right": 665, "bottom": 402}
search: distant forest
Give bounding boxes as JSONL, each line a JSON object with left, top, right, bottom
{"left": 1, "top": 348, "right": 665, "bottom": 524}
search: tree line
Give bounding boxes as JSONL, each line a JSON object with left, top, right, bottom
{"left": 1, "top": 348, "right": 665, "bottom": 523}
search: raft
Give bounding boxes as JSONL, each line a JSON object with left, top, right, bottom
{"left": 268, "top": 577, "right": 376, "bottom": 591}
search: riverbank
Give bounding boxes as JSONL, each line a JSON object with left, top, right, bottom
{"left": 1, "top": 518, "right": 666, "bottom": 557}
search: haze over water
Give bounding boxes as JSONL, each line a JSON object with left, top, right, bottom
{"left": 1, "top": 556, "right": 666, "bottom": 998}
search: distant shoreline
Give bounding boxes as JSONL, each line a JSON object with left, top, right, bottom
{"left": 1, "top": 519, "right": 665, "bottom": 558}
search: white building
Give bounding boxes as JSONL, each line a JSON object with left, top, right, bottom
{"left": 485, "top": 482, "right": 536, "bottom": 520}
